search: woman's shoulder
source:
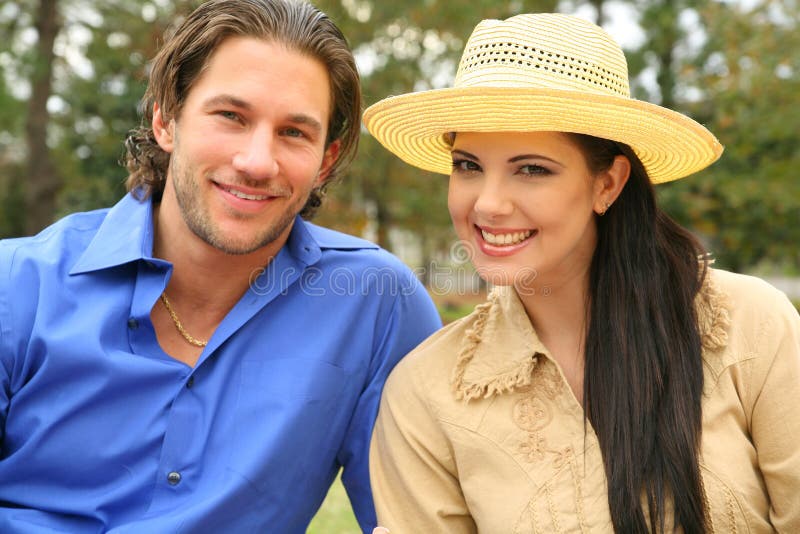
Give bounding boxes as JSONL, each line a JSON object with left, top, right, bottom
{"left": 709, "top": 268, "right": 791, "bottom": 302}
{"left": 705, "top": 267, "right": 797, "bottom": 324}
{"left": 700, "top": 267, "right": 799, "bottom": 376}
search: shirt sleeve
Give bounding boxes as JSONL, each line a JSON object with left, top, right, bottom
{"left": 748, "top": 291, "right": 800, "bottom": 533}
{"left": 370, "top": 354, "right": 477, "bottom": 533}
{"left": 0, "top": 245, "right": 12, "bottom": 446}
{"left": 0, "top": 338, "right": 8, "bottom": 447}
{"left": 338, "top": 272, "right": 442, "bottom": 531}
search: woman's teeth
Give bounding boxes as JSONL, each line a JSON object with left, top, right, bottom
{"left": 481, "top": 229, "right": 533, "bottom": 246}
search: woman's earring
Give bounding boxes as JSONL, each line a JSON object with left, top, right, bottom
{"left": 598, "top": 201, "right": 611, "bottom": 216}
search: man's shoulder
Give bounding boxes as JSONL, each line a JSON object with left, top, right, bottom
{"left": 303, "top": 221, "right": 414, "bottom": 272}
{"left": 0, "top": 208, "right": 110, "bottom": 267}
{"left": 303, "top": 221, "right": 380, "bottom": 251}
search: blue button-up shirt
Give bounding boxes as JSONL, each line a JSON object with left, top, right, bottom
{"left": 0, "top": 193, "right": 441, "bottom": 533}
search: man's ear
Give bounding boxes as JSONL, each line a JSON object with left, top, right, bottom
{"left": 152, "top": 102, "right": 175, "bottom": 153}
{"left": 316, "top": 140, "right": 341, "bottom": 186}
{"left": 593, "top": 154, "right": 630, "bottom": 215}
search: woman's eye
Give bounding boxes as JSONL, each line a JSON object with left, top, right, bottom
{"left": 452, "top": 159, "right": 480, "bottom": 172}
{"left": 519, "top": 164, "right": 550, "bottom": 176}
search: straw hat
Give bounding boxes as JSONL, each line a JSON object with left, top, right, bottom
{"left": 363, "top": 13, "right": 723, "bottom": 183}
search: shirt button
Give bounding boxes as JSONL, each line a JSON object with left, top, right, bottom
{"left": 186, "top": 376, "right": 195, "bottom": 389}
{"left": 167, "top": 471, "right": 181, "bottom": 485}
{"left": 127, "top": 318, "right": 139, "bottom": 329}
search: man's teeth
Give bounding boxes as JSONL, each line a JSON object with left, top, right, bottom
{"left": 228, "top": 188, "right": 269, "bottom": 201}
{"left": 481, "top": 229, "right": 533, "bottom": 246}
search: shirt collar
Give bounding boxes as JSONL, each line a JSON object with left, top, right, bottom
{"left": 451, "top": 270, "right": 732, "bottom": 402}
{"left": 452, "top": 285, "right": 549, "bottom": 401}
{"left": 283, "top": 216, "right": 379, "bottom": 267}
{"left": 69, "top": 192, "right": 156, "bottom": 275}
{"left": 69, "top": 195, "right": 381, "bottom": 276}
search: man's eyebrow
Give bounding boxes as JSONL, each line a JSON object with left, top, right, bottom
{"left": 201, "top": 94, "right": 252, "bottom": 110}
{"left": 287, "top": 114, "right": 323, "bottom": 134}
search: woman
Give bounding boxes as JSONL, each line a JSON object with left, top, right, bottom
{"left": 363, "top": 13, "right": 800, "bottom": 534}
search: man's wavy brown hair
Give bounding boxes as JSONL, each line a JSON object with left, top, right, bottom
{"left": 123, "top": 0, "right": 361, "bottom": 219}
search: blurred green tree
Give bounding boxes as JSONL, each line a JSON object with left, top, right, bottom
{"left": 0, "top": 0, "right": 195, "bottom": 236}
{"left": 649, "top": 0, "right": 800, "bottom": 272}
{"left": 1, "top": 0, "right": 797, "bottom": 275}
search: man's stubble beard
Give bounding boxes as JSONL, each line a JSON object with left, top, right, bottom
{"left": 169, "top": 153, "right": 312, "bottom": 256}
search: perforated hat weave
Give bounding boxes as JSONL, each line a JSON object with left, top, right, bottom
{"left": 363, "top": 13, "right": 723, "bottom": 183}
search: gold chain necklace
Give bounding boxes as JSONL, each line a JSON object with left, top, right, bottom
{"left": 160, "top": 293, "right": 208, "bottom": 347}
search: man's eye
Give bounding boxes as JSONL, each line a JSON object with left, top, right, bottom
{"left": 218, "top": 111, "right": 239, "bottom": 121}
{"left": 283, "top": 127, "right": 304, "bottom": 138}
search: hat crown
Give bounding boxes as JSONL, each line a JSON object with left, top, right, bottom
{"left": 455, "top": 13, "right": 630, "bottom": 98}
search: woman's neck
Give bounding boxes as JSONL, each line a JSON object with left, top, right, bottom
{"left": 516, "top": 271, "right": 590, "bottom": 403}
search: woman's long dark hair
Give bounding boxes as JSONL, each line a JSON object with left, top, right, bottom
{"left": 571, "top": 133, "right": 708, "bottom": 533}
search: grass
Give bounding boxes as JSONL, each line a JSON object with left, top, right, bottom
{"left": 431, "top": 291, "right": 488, "bottom": 325}
{"left": 307, "top": 472, "right": 359, "bottom": 533}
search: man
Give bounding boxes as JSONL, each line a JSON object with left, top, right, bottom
{"left": 0, "top": 1, "right": 441, "bottom": 532}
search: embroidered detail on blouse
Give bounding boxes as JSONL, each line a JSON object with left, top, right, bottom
{"left": 553, "top": 446, "right": 574, "bottom": 470}
{"left": 513, "top": 361, "right": 567, "bottom": 462}
{"left": 725, "top": 491, "right": 739, "bottom": 534}
{"left": 514, "top": 395, "right": 552, "bottom": 432}
{"left": 544, "top": 482, "right": 564, "bottom": 534}
{"left": 513, "top": 445, "right": 603, "bottom": 534}
{"left": 518, "top": 432, "right": 547, "bottom": 462}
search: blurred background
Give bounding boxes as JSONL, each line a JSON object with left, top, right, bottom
{"left": 0, "top": 0, "right": 798, "bottom": 530}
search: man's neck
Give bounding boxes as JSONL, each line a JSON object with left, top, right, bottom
{"left": 151, "top": 202, "right": 285, "bottom": 313}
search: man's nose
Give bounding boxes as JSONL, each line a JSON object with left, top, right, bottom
{"left": 232, "top": 126, "right": 279, "bottom": 180}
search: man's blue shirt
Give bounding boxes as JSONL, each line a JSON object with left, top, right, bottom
{"left": 0, "top": 193, "right": 441, "bottom": 533}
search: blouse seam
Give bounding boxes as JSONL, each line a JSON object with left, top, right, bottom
{"left": 436, "top": 417, "right": 578, "bottom": 488}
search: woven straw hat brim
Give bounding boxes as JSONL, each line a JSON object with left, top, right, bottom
{"left": 364, "top": 86, "right": 723, "bottom": 184}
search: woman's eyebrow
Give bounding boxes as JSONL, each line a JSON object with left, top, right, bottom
{"left": 451, "top": 149, "right": 479, "bottom": 160}
{"left": 509, "top": 154, "right": 565, "bottom": 167}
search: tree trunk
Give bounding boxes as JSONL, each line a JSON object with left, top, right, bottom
{"left": 590, "top": 0, "right": 607, "bottom": 26}
{"left": 655, "top": 1, "right": 678, "bottom": 109}
{"left": 374, "top": 157, "right": 392, "bottom": 249}
{"left": 24, "top": 0, "right": 60, "bottom": 235}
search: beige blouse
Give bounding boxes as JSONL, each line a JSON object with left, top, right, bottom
{"left": 370, "top": 269, "right": 800, "bottom": 533}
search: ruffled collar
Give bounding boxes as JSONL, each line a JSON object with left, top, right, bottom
{"left": 451, "top": 270, "right": 732, "bottom": 402}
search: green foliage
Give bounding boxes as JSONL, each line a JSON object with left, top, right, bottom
{"left": 656, "top": 0, "right": 800, "bottom": 272}
{"left": 50, "top": 1, "right": 197, "bottom": 218}
{"left": 0, "top": 0, "right": 798, "bottom": 273}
